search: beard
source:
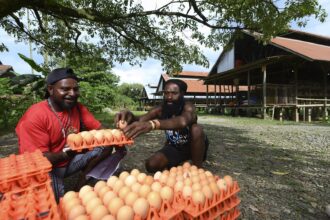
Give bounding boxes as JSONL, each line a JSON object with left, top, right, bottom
{"left": 53, "top": 97, "right": 78, "bottom": 111}
{"left": 161, "top": 96, "right": 185, "bottom": 118}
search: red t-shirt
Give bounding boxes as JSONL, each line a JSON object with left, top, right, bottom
{"left": 16, "top": 100, "right": 101, "bottom": 167}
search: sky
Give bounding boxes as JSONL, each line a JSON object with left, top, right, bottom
{"left": 1, "top": 0, "right": 329, "bottom": 86}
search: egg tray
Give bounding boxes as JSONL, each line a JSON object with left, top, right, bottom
{"left": 180, "top": 181, "right": 240, "bottom": 219}
{"left": 0, "top": 180, "right": 60, "bottom": 220}
{"left": 59, "top": 195, "right": 184, "bottom": 220}
{"left": 217, "top": 207, "right": 240, "bottom": 220}
{"left": 67, "top": 135, "right": 134, "bottom": 152}
{"left": 0, "top": 150, "right": 52, "bottom": 193}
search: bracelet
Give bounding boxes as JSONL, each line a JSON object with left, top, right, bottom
{"left": 152, "top": 120, "right": 160, "bottom": 130}
{"left": 149, "top": 120, "right": 155, "bottom": 130}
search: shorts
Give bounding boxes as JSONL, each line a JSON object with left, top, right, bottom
{"left": 158, "top": 136, "right": 209, "bottom": 168}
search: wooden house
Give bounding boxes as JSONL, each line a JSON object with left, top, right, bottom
{"left": 204, "top": 30, "right": 330, "bottom": 121}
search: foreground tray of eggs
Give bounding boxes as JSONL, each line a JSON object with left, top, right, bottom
{"left": 60, "top": 162, "right": 240, "bottom": 220}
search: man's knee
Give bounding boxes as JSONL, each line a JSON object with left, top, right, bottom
{"left": 191, "top": 124, "right": 205, "bottom": 140}
{"left": 145, "top": 153, "right": 167, "bottom": 173}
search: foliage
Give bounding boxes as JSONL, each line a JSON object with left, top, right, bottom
{"left": 117, "top": 83, "right": 143, "bottom": 103}
{"left": 0, "top": 0, "right": 326, "bottom": 72}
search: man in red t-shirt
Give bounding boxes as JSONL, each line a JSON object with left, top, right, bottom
{"left": 16, "top": 68, "right": 115, "bottom": 202}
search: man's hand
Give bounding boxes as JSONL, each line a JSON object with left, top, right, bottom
{"left": 63, "top": 146, "right": 88, "bottom": 158}
{"left": 114, "top": 110, "right": 135, "bottom": 127}
{"left": 122, "top": 121, "right": 153, "bottom": 139}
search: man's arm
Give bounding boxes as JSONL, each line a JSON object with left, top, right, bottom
{"left": 122, "top": 102, "right": 197, "bottom": 139}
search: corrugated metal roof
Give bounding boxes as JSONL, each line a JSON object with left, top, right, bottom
{"left": 270, "top": 37, "right": 330, "bottom": 62}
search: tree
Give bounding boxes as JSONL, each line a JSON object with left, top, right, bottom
{"left": 118, "top": 83, "right": 143, "bottom": 103}
{"left": 0, "top": 0, "right": 326, "bottom": 72}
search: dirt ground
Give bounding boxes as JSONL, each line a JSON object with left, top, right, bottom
{"left": 1, "top": 116, "right": 329, "bottom": 220}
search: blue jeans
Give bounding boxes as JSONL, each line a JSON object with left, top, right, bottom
{"left": 50, "top": 147, "right": 103, "bottom": 202}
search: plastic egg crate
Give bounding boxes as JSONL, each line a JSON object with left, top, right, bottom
{"left": 0, "top": 180, "right": 60, "bottom": 220}
{"left": 66, "top": 129, "right": 134, "bottom": 152}
{"left": 0, "top": 150, "right": 52, "bottom": 193}
{"left": 59, "top": 170, "right": 184, "bottom": 220}
{"left": 153, "top": 163, "right": 241, "bottom": 220}
{"left": 181, "top": 185, "right": 241, "bottom": 220}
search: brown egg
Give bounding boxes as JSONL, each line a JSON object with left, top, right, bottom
{"left": 94, "top": 131, "right": 105, "bottom": 144}
{"left": 124, "top": 175, "right": 137, "bottom": 187}
{"left": 64, "top": 197, "right": 81, "bottom": 213}
{"left": 98, "top": 186, "right": 111, "bottom": 200}
{"left": 68, "top": 205, "right": 86, "bottom": 220}
{"left": 108, "top": 197, "right": 124, "bottom": 216}
{"left": 182, "top": 185, "right": 192, "bottom": 199}
{"left": 223, "top": 175, "right": 233, "bottom": 188}
{"left": 117, "top": 120, "right": 128, "bottom": 130}
{"left": 209, "top": 182, "right": 220, "bottom": 196}
{"left": 202, "top": 185, "right": 213, "bottom": 200}
{"left": 192, "top": 183, "right": 202, "bottom": 191}
{"left": 81, "top": 131, "right": 94, "bottom": 145}
{"left": 217, "top": 178, "right": 227, "bottom": 191}
{"left": 90, "top": 205, "right": 109, "bottom": 220}
{"left": 174, "top": 181, "right": 184, "bottom": 193}
{"left": 151, "top": 182, "right": 162, "bottom": 192}
{"left": 166, "top": 176, "right": 176, "bottom": 188}
{"left": 133, "top": 198, "right": 149, "bottom": 219}
{"left": 79, "top": 185, "right": 93, "bottom": 199}
{"left": 182, "top": 161, "right": 191, "bottom": 169}
{"left": 68, "top": 133, "right": 83, "bottom": 147}
{"left": 192, "top": 190, "right": 206, "bottom": 205}
{"left": 124, "top": 192, "right": 138, "bottom": 206}
{"left": 160, "top": 186, "right": 174, "bottom": 203}
{"left": 90, "top": 130, "right": 98, "bottom": 135}
{"left": 130, "top": 169, "right": 140, "bottom": 177}
{"left": 86, "top": 197, "right": 103, "bottom": 214}
{"left": 113, "top": 180, "right": 124, "bottom": 193}
{"left": 119, "top": 171, "right": 130, "bottom": 181}
{"left": 117, "top": 205, "right": 134, "bottom": 220}
{"left": 74, "top": 215, "right": 89, "bottom": 220}
{"left": 63, "top": 191, "right": 78, "bottom": 204}
{"left": 100, "top": 215, "right": 116, "bottom": 220}
{"left": 102, "top": 191, "right": 117, "bottom": 206}
{"left": 82, "top": 191, "right": 98, "bottom": 205}
{"left": 103, "top": 130, "right": 114, "bottom": 143}
{"left": 139, "top": 184, "right": 151, "bottom": 198}
{"left": 94, "top": 181, "right": 107, "bottom": 194}
{"left": 130, "top": 182, "right": 141, "bottom": 193}
{"left": 107, "top": 176, "right": 119, "bottom": 189}
{"left": 144, "top": 175, "right": 154, "bottom": 185}
{"left": 147, "top": 191, "right": 162, "bottom": 211}
{"left": 204, "top": 171, "right": 213, "bottom": 177}
{"left": 111, "top": 129, "right": 123, "bottom": 141}
{"left": 137, "top": 173, "right": 147, "bottom": 184}
{"left": 118, "top": 186, "right": 131, "bottom": 199}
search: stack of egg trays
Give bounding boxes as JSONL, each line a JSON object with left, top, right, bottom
{"left": 0, "top": 180, "right": 60, "bottom": 220}
{"left": 0, "top": 150, "right": 60, "bottom": 219}
{"left": 67, "top": 131, "right": 134, "bottom": 152}
{"left": 0, "top": 150, "right": 52, "bottom": 193}
{"left": 181, "top": 181, "right": 241, "bottom": 220}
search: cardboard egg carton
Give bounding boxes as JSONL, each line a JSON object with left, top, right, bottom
{"left": 0, "top": 150, "right": 52, "bottom": 193}
{"left": 66, "top": 129, "right": 134, "bottom": 152}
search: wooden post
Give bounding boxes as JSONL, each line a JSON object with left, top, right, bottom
{"left": 280, "top": 108, "right": 283, "bottom": 122}
{"left": 294, "top": 67, "right": 299, "bottom": 122}
{"left": 247, "top": 71, "right": 250, "bottom": 105}
{"left": 206, "top": 84, "right": 209, "bottom": 107}
{"left": 262, "top": 65, "right": 267, "bottom": 119}
{"left": 323, "top": 66, "right": 328, "bottom": 121}
{"left": 214, "top": 84, "right": 217, "bottom": 105}
{"left": 308, "top": 108, "right": 312, "bottom": 123}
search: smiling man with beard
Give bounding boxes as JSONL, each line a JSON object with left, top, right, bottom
{"left": 16, "top": 68, "right": 114, "bottom": 202}
{"left": 115, "top": 79, "right": 209, "bottom": 172}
